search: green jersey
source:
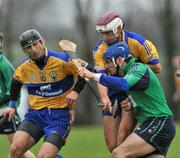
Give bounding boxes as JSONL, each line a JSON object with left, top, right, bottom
{"left": 0, "top": 52, "right": 15, "bottom": 108}
{"left": 99, "top": 57, "right": 173, "bottom": 123}
{"left": 123, "top": 58, "right": 173, "bottom": 122}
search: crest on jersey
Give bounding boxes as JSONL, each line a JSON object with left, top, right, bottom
{"left": 39, "top": 71, "right": 46, "bottom": 81}
{"left": 31, "top": 74, "right": 36, "bottom": 80}
{"left": 50, "top": 71, "right": 57, "bottom": 81}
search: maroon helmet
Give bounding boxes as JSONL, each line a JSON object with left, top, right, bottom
{"left": 96, "top": 12, "right": 123, "bottom": 37}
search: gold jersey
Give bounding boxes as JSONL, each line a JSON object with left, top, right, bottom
{"left": 93, "top": 30, "right": 160, "bottom": 71}
{"left": 14, "top": 50, "right": 78, "bottom": 110}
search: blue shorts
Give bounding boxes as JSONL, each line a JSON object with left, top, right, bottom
{"left": 134, "top": 116, "right": 176, "bottom": 156}
{"left": 20, "top": 108, "right": 70, "bottom": 148}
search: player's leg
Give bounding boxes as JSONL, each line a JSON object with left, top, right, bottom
{"left": 146, "top": 155, "right": 164, "bottom": 158}
{"left": 8, "top": 130, "right": 35, "bottom": 158}
{"left": 117, "top": 110, "right": 137, "bottom": 145}
{"left": 112, "top": 116, "right": 176, "bottom": 158}
{"left": 103, "top": 114, "right": 121, "bottom": 152}
{"left": 9, "top": 120, "right": 44, "bottom": 158}
{"left": 0, "top": 110, "right": 36, "bottom": 158}
{"left": 38, "top": 141, "right": 59, "bottom": 158}
{"left": 7, "top": 133, "right": 37, "bottom": 158}
{"left": 38, "top": 108, "right": 70, "bottom": 158}
{"left": 112, "top": 132, "right": 156, "bottom": 158}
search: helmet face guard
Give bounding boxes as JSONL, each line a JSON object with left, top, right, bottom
{"left": 103, "top": 42, "right": 131, "bottom": 68}
{"left": 20, "top": 29, "right": 42, "bottom": 48}
{"left": 96, "top": 17, "right": 123, "bottom": 37}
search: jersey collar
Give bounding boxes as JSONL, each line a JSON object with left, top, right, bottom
{"left": 122, "top": 57, "right": 135, "bottom": 73}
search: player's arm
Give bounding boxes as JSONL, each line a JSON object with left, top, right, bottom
{"left": 118, "top": 109, "right": 137, "bottom": 145}
{"left": 144, "top": 40, "right": 161, "bottom": 73}
{"left": 147, "top": 63, "right": 161, "bottom": 73}
{"left": 90, "top": 55, "right": 111, "bottom": 107}
{"left": 3, "top": 65, "right": 23, "bottom": 120}
{"left": 0, "top": 59, "right": 14, "bottom": 106}
{"left": 3, "top": 78, "right": 22, "bottom": 121}
{"left": 79, "top": 68, "right": 131, "bottom": 92}
{"left": 98, "top": 74, "right": 130, "bottom": 91}
{"left": 79, "top": 65, "right": 148, "bottom": 92}
{"left": 63, "top": 60, "right": 86, "bottom": 107}
{"left": 135, "top": 36, "right": 161, "bottom": 73}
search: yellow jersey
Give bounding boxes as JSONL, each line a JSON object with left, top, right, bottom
{"left": 14, "top": 50, "right": 78, "bottom": 110}
{"left": 93, "top": 30, "right": 160, "bottom": 72}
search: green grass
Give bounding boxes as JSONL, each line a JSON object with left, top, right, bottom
{"left": 0, "top": 124, "right": 179, "bottom": 158}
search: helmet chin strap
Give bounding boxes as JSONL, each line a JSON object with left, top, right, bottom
{"left": 112, "top": 57, "right": 117, "bottom": 67}
{"left": 118, "top": 57, "right": 125, "bottom": 68}
{"left": 112, "top": 57, "right": 125, "bottom": 68}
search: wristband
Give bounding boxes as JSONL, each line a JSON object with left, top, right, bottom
{"left": 93, "top": 73, "right": 102, "bottom": 82}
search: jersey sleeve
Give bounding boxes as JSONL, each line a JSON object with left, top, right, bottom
{"left": 134, "top": 40, "right": 159, "bottom": 64}
{"left": 0, "top": 57, "right": 15, "bottom": 96}
{"left": 145, "top": 40, "right": 160, "bottom": 64}
{"left": 124, "top": 63, "right": 148, "bottom": 88}
{"left": 127, "top": 32, "right": 160, "bottom": 64}
{"left": 13, "top": 66, "right": 24, "bottom": 83}
{"left": 99, "top": 74, "right": 130, "bottom": 92}
{"left": 93, "top": 42, "right": 108, "bottom": 72}
{"left": 63, "top": 60, "right": 78, "bottom": 76}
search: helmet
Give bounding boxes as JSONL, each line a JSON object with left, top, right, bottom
{"left": 20, "top": 29, "right": 42, "bottom": 48}
{"left": 103, "top": 42, "right": 131, "bottom": 60}
{"left": 0, "top": 28, "right": 3, "bottom": 38}
{"left": 96, "top": 12, "right": 123, "bottom": 37}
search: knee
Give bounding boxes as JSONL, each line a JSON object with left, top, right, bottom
{"left": 112, "top": 148, "right": 120, "bottom": 158}
{"left": 10, "top": 143, "right": 24, "bottom": 157}
{"left": 37, "top": 153, "right": 46, "bottom": 158}
{"left": 38, "top": 152, "right": 56, "bottom": 158}
{"left": 37, "top": 153, "right": 45, "bottom": 158}
{"left": 112, "top": 147, "right": 130, "bottom": 158}
{"left": 105, "top": 137, "right": 117, "bottom": 152}
{"left": 107, "top": 143, "right": 117, "bottom": 153}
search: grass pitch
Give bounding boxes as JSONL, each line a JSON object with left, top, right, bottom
{"left": 0, "top": 124, "right": 179, "bottom": 158}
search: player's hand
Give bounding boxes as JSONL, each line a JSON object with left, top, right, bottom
{"left": 78, "top": 67, "right": 95, "bottom": 80}
{"left": 102, "top": 96, "right": 112, "bottom": 112}
{"left": 121, "top": 97, "right": 133, "bottom": 111}
{"left": 3, "top": 107, "right": 16, "bottom": 121}
{"left": 66, "top": 90, "right": 78, "bottom": 106}
{"left": 69, "top": 109, "right": 75, "bottom": 128}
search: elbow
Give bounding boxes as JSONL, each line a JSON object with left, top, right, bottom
{"left": 148, "top": 63, "right": 161, "bottom": 73}
{"left": 118, "top": 84, "right": 130, "bottom": 92}
{"left": 153, "top": 64, "right": 161, "bottom": 73}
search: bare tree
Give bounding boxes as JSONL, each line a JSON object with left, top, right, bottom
{"left": 154, "top": 0, "right": 180, "bottom": 119}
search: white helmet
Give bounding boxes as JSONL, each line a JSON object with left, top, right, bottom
{"left": 96, "top": 12, "right": 123, "bottom": 37}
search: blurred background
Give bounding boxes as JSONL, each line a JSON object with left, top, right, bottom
{"left": 0, "top": 0, "right": 180, "bottom": 157}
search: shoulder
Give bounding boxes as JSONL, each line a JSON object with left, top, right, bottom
{"left": 129, "top": 62, "right": 147, "bottom": 75}
{"left": 19, "top": 56, "right": 30, "bottom": 65}
{"left": 48, "top": 50, "right": 69, "bottom": 62}
{"left": 125, "top": 31, "right": 146, "bottom": 45}
{"left": 0, "top": 53, "right": 14, "bottom": 68}
{"left": 93, "top": 40, "right": 106, "bottom": 53}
